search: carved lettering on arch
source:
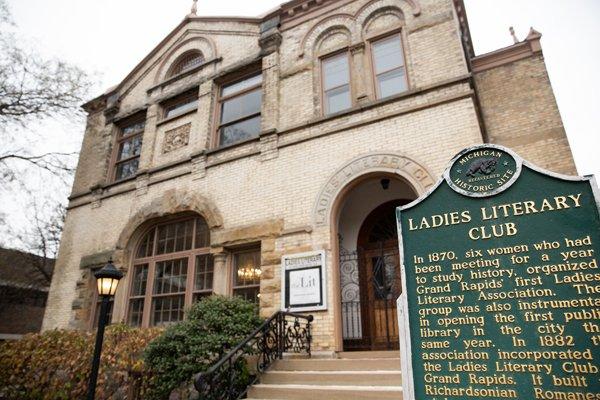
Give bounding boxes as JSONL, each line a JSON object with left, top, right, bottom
{"left": 312, "top": 152, "right": 435, "bottom": 227}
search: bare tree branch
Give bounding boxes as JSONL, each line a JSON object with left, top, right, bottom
{"left": 10, "top": 197, "right": 65, "bottom": 285}
{"left": 0, "top": 0, "right": 92, "bottom": 185}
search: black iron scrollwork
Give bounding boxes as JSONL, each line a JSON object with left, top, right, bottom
{"left": 194, "top": 311, "right": 313, "bottom": 400}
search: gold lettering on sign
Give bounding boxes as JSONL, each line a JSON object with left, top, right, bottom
{"left": 407, "top": 187, "right": 600, "bottom": 398}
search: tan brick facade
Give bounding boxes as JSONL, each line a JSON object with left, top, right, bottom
{"left": 472, "top": 29, "right": 577, "bottom": 175}
{"left": 43, "top": 0, "right": 576, "bottom": 352}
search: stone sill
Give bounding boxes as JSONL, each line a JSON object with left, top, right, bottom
{"left": 280, "top": 73, "right": 471, "bottom": 136}
{"left": 205, "top": 135, "right": 261, "bottom": 156}
{"left": 147, "top": 57, "right": 222, "bottom": 94}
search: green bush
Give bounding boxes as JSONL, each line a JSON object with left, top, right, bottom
{"left": 143, "top": 295, "right": 262, "bottom": 400}
{"left": 0, "top": 324, "right": 162, "bottom": 400}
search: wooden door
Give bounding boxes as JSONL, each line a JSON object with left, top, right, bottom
{"left": 364, "top": 245, "right": 401, "bottom": 350}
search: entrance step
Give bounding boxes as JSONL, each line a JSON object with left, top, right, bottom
{"left": 272, "top": 357, "right": 400, "bottom": 371}
{"left": 337, "top": 350, "right": 400, "bottom": 359}
{"left": 245, "top": 352, "right": 402, "bottom": 400}
{"left": 246, "top": 384, "right": 402, "bottom": 400}
{"left": 261, "top": 370, "right": 402, "bottom": 386}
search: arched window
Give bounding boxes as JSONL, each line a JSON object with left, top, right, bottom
{"left": 167, "top": 51, "right": 204, "bottom": 78}
{"left": 127, "top": 215, "right": 212, "bottom": 327}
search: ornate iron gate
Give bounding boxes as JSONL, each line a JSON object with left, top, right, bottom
{"left": 341, "top": 243, "right": 401, "bottom": 350}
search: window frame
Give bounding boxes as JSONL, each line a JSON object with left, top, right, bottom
{"left": 109, "top": 113, "right": 146, "bottom": 183}
{"left": 213, "top": 68, "right": 263, "bottom": 149}
{"left": 320, "top": 49, "right": 353, "bottom": 116}
{"left": 125, "top": 215, "right": 213, "bottom": 328}
{"left": 231, "top": 247, "right": 262, "bottom": 305}
{"left": 368, "top": 30, "right": 409, "bottom": 100}
{"left": 161, "top": 88, "right": 199, "bottom": 121}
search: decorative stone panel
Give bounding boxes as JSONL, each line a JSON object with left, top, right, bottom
{"left": 163, "top": 123, "right": 191, "bottom": 153}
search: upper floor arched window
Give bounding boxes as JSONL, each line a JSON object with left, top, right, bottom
{"left": 167, "top": 51, "right": 205, "bottom": 78}
{"left": 127, "top": 215, "right": 212, "bottom": 327}
{"left": 369, "top": 32, "right": 408, "bottom": 99}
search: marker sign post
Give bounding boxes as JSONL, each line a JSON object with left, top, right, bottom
{"left": 396, "top": 144, "right": 600, "bottom": 399}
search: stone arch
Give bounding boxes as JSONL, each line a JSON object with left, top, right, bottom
{"left": 355, "top": 0, "right": 420, "bottom": 29}
{"left": 154, "top": 35, "right": 217, "bottom": 83}
{"left": 114, "top": 189, "right": 223, "bottom": 260}
{"left": 312, "top": 152, "right": 435, "bottom": 227}
{"left": 299, "top": 14, "right": 358, "bottom": 58}
{"left": 109, "top": 189, "right": 222, "bottom": 326}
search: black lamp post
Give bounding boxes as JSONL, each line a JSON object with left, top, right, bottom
{"left": 87, "top": 259, "right": 123, "bottom": 400}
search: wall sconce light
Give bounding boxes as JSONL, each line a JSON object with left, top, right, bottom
{"left": 380, "top": 178, "right": 390, "bottom": 190}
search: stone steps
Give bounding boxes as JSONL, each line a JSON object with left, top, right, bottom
{"left": 247, "top": 384, "right": 402, "bottom": 399}
{"left": 246, "top": 351, "right": 402, "bottom": 400}
{"left": 271, "top": 357, "right": 401, "bottom": 371}
{"left": 260, "top": 370, "right": 402, "bottom": 386}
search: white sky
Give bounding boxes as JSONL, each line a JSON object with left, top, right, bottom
{"left": 2, "top": 0, "right": 599, "bottom": 244}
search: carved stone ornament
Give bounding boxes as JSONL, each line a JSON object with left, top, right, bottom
{"left": 163, "top": 123, "right": 191, "bottom": 153}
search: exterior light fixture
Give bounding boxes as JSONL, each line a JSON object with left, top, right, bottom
{"left": 380, "top": 178, "right": 390, "bottom": 190}
{"left": 87, "top": 259, "right": 123, "bottom": 400}
{"left": 95, "top": 260, "right": 123, "bottom": 296}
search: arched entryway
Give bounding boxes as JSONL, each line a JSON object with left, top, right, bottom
{"left": 337, "top": 175, "right": 417, "bottom": 351}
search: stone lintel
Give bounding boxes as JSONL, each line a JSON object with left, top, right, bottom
{"left": 79, "top": 250, "right": 114, "bottom": 270}
{"left": 212, "top": 219, "right": 284, "bottom": 247}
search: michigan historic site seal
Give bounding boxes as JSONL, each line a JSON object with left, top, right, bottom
{"left": 445, "top": 144, "right": 521, "bottom": 197}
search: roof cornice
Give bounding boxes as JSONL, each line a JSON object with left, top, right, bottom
{"left": 84, "top": 0, "right": 425, "bottom": 108}
{"left": 471, "top": 28, "right": 543, "bottom": 73}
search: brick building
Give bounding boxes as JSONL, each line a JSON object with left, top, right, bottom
{"left": 1, "top": 248, "right": 54, "bottom": 339}
{"left": 43, "top": 0, "right": 575, "bottom": 356}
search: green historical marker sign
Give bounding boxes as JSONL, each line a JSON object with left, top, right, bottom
{"left": 396, "top": 144, "right": 600, "bottom": 399}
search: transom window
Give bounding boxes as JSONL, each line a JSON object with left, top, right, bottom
{"left": 167, "top": 51, "right": 204, "bottom": 78}
{"left": 127, "top": 216, "right": 213, "bottom": 327}
{"left": 112, "top": 115, "right": 145, "bottom": 182}
{"left": 322, "top": 52, "right": 352, "bottom": 115}
{"left": 371, "top": 34, "right": 408, "bottom": 99}
{"left": 232, "top": 248, "right": 261, "bottom": 305}
{"left": 216, "top": 73, "right": 263, "bottom": 147}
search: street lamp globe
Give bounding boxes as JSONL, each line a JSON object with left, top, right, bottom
{"left": 87, "top": 259, "right": 124, "bottom": 400}
{"left": 94, "top": 259, "right": 123, "bottom": 296}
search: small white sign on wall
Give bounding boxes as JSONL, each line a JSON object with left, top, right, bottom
{"left": 281, "top": 250, "right": 327, "bottom": 312}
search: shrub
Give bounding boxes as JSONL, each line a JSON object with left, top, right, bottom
{"left": 143, "top": 295, "right": 262, "bottom": 400}
{"left": 0, "top": 324, "right": 162, "bottom": 400}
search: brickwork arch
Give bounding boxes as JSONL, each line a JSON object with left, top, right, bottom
{"left": 355, "top": 0, "right": 420, "bottom": 29}
{"left": 154, "top": 35, "right": 217, "bottom": 84}
{"left": 315, "top": 26, "right": 352, "bottom": 55}
{"left": 300, "top": 14, "right": 358, "bottom": 58}
{"left": 361, "top": 5, "right": 405, "bottom": 36}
